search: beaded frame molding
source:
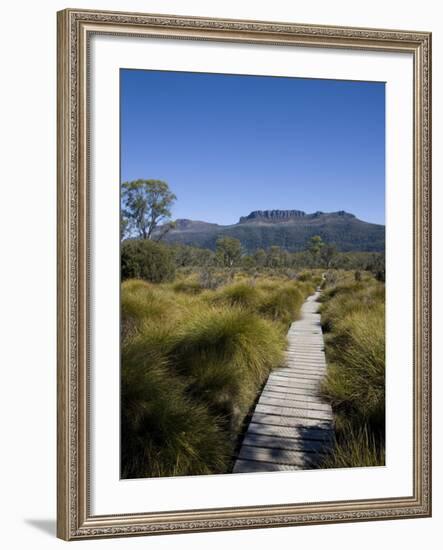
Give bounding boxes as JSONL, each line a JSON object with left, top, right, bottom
{"left": 57, "top": 8, "right": 431, "bottom": 540}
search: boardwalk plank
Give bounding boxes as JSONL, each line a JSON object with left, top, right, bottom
{"left": 246, "top": 422, "right": 333, "bottom": 442}
{"left": 234, "top": 291, "right": 333, "bottom": 474}
{"left": 261, "top": 389, "right": 329, "bottom": 405}
{"left": 267, "top": 377, "right": 321, "bottom": 390}
{"left": 238, "top": 445, "right": 319, "bottom": 467}
{"left": 255, "top": 403, "right": 332, "bottom": 420}
{"left": 265, "top": 381, "right": 319, "bottom": 396}
{"left": 259, "top": 395, "right": 331, "bottom": 412}
{"left": 232, "top": 460, "right": 297, "bottom": 473}
{"left": 275, "top": 371, "right": 324, "bottom": 381}
{"left": 277, "top": 368, "right": 327, "bottom": 376}
{"left": 241, "top": 433, "right": 328, "bottom": 452}
{"left": 251, "top": 412, "right": 332, "bottom": 430}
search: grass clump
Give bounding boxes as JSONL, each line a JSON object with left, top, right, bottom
{"left": 320, "top": 423, "right": 385, "bottom": 469}
{"left": 172, "top": 279, "right": 204, "bottom": 295}
{"left": 319, "top": 279, "right": 384, "bottom": 333}
{"left": 209, "top": 282, "right": 263, "bottom": 309}
{"left": 171, "top": 307, "right": 285, "bottom": 432}
{"left": 323, "top": 305, "right": 385, "bottom": 427}
{"left": 319, "top": 276, "right": 385, "bottom": 468}
{"left": 258, "top": 284, "right": 304, "bottom": 327}
{"left": 121, "top": 339, "right": 230, "bottom": 478}
{"left": 121, "top": 279, "right": 188, "bottom": 342}
{"left": 207, "top": 278, "right": 314, "bottom": 329}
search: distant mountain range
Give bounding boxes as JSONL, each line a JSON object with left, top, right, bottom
{"left": 159, "top": 210, "right": 385, "bottom": 253}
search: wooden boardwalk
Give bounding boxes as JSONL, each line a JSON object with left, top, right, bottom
{"left": 233, "top": 290, "right": 333, "bottom": 473}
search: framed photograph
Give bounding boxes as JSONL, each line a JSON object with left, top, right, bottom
{"left": 57, "top": 8, "right": 432, "bottom": 540}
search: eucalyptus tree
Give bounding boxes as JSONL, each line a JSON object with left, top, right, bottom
{"left": 215, "top": 237, "right": 242, "bottom": 268}
{"left": 121, "top": 179, "right": 176, "bottom": 240}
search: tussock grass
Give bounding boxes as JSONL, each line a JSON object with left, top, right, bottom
{"left": 323, "top": 305, "right": 385, "bottom": 427}
{"left": 258, "top": 285, "right": 304, "bottom": 327}
{"left": 121, "top": 340, "right": 230, "bottom": 478}
{"left": 171, "top": 307, "right": 285, "bottom": 431}
{"left": 209, "top": 282, "right": 263, "bottom": 309}
{"left": 121, "top": 271, "right": 317, "bottom": 478}
{"left": 122, "top": 280, "right": 170, "bottom": 323}
{"left": 319, "top": 276, "right": 385, "bottom": 468}
{"left": 321, "top": 423, "right": 385, "bottom": 469}
{"left": 207, "top": 279, "right": 314, "bottom": 329}
{"left": 121, "top": 279, "right": 191, "bottom": 342}
{"left": 297, "top": 270, "right": 322, "bottom": 287}
{"left": 172, "top": 279, "right": 204, "bottom": 295}
{"left": 319, "top": 280, "right": 384, "bottom": 334}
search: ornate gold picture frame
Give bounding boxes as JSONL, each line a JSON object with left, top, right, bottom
{"left": 57, "top": 8, "right": 431, "bottom": 540}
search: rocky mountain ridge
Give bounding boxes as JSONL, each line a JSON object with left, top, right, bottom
{"left": 161, "top": 209, "right": 384, "bottom": 253}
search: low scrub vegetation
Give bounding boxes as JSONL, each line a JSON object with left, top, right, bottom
{"left": 319, "top": 272, "right": 385, "bottom": 468}
{"left": 121, "top": 273, "right": 315, "bottom": 478}
{"left": 122, "top": 237, "right": 385, "bottom": 283}
{"left": 121, "top": 239, "right": 176, "bottom": 283}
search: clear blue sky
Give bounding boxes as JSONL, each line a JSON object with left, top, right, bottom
{"left": 121, "top": 69, "right": 385, "bottom": 225}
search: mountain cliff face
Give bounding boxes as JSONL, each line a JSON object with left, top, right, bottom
{"left": 239, "top": 210, "right": 307, "bottom": 223}
{"left": 162, "top": 210, "right": 384, "bottom": 253}
{"left": 238, "top": 209, "right": 356, "bottom": 224}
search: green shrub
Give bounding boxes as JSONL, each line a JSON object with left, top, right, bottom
{"left": 121, "top": 239, "right": 175, "bottom": 283}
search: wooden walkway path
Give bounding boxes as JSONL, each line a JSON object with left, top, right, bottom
{"left": 233, "top": 290, "right": 334, "bottom": 473}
